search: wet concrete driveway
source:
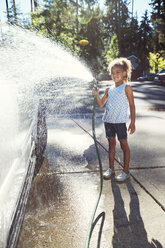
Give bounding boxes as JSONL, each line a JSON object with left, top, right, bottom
{"left": 17, "top": 117, "right": 165, "bottom": 248}
{"left": 17, "top": 118, "right": 111, "bottom": 248}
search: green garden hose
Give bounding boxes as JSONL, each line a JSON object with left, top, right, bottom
{"left": 85, "top": 80, "right": 104, "bottom": 248}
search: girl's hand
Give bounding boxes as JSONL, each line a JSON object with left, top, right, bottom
{"left": 128, "top": 122, "right": 135, "bottom": 134}
{"left": 92, "top": 87, "right": 99, "bottom": 96}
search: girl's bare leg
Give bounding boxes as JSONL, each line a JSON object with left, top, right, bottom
{"left": 108, "top": 138, "right": 116, "bottom": 171}
{"left": 120, "top": 139, "right": 130, "bottom": 174}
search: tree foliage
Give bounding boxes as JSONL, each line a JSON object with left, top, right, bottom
{"left": 150, "top": 0, "right": 165, "bottom": 57}
{"left": 4, "top": 0, "right": 165, "bottom": 75}
{"left": 138, "top": 11, "right": 153, "bottom": 72}
{"left": 149, "top": 52, "right": 165, "bottom": 72}
{"left": 31, "top": 0, "right": 80, "bottom": 53}
{"left": 105, "top": 33, "right": 119, "bottom": 65}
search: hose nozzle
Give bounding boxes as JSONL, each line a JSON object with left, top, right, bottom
{"left": 93, "top": 78, "right": 98, "bottom": 90}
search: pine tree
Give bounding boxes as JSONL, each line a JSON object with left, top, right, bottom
{"left": 104, "top": 0, "right": 119, "bottom": 44}
{"left": 150, "top": 0, "right": 165, "bottom": 57}
{"left": 138, "top": 11, "right": 153, "bottom": 73}
{"left": 104, "top": 0, "right": 134, "bottom": 56}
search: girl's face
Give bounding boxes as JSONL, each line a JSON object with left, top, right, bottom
{"left": 111, "top": 66, "right": 127, "bottom": 84}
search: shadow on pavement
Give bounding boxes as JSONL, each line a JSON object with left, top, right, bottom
{"left": 111, "top": 179, "right": 163, "bottom": 248}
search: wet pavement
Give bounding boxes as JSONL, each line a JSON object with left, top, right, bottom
{"left": 17, "top": 81, "right": 165, "bottom": 248}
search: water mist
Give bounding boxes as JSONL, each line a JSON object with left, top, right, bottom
{"left": 0, "top": 23, "right": 93, "bottom": 247}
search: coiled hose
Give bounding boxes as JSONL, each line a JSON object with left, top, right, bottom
{"left": 85, "top": 80, "right": 104, "bottom": 248}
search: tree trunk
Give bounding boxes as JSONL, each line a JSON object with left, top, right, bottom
{"left": 76, "top": 0, "right": 79, "bottom": 32}
{"left": 130, "top": 0, "right": 134, "bottom": 54}
{"left": 34, "top": 0, "right": 38, "bottom": 10}
{"left": 118, "top": 0, "right": 121, "bottom": 55}
{"left": 132, "top": 0, "right": 134, "bottom": 19}
{"left": 12, "top": 0, "right": 18, "bottom": 24}
{"left": 115, "top": 0, "right": 121, "bottom": 56}
{"left": 155, "top": 0, "right": 161, "bottom": 72}
{"left": 115, "top": 0, "right": 118, "bottom": 33}
{"left": 156, "top": 0, "right": 160, "bottom": 52}
{"left": 31, "top": 0, "right": 33, "bottom": 12}
{"left": 5, "top": 0, "right": 10, "bottom": 22}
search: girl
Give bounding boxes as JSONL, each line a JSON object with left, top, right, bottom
{"left": 92, "top": 57, "right": 136, "bottom": 182}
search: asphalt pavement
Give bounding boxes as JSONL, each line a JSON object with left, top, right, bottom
{"left": 17, "top": 80, "right": 165, "bottom": 248}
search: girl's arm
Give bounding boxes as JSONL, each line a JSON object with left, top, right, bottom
{"left": 92, "top": 88, "right": 109, "bottom": 107}
{"left": 125, "top": 85, "right": 136, "bottom": 134}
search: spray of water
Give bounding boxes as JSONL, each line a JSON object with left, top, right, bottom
{"left": 0, "top": 23, "right": 93, "bottom": 84}
{"left": 0, "top": 23, "right": 93, "bottom": 247}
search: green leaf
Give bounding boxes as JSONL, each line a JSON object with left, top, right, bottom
{"left": 79, "top": 11, "right": 93, "bottom": 25}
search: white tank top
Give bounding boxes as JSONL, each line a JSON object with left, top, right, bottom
{"left": 102, "top": 83, "right": 129, "bottom": 123}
